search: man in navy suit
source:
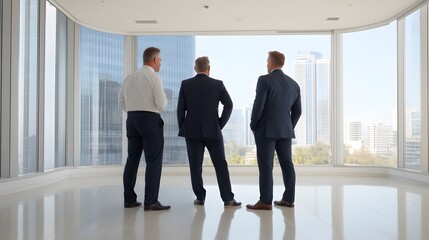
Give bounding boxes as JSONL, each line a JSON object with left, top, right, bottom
{"left": 246, "top": 51, "right": 302, "bottom": 210}
{"left": 177, "top": 56, "right": 241, "bottom": 207}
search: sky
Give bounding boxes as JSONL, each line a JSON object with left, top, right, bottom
{"left": 195, "top": 17, "right": 421, "bottom": 127}
{"left": 342, "top": 22, "right": 397, "bottom": 125}
{"left": 195, "top": 35, "right": 330, "bottom": 109}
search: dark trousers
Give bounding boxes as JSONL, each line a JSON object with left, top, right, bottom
{"left": 254, "top": 133, "right": 295, "bottom": 204}
{"left": 185, "top": 137, "right": 234, "bottom": 202}
{"left": 123, "top": 111, "right": 164, "bottom": 206}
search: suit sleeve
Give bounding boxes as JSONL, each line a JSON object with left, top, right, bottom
{"left": 219, "top": 83, "right": 233, "bottom": 129}
{"left": 250, "top": 77, "right": 267, "bottom": 131}
{"left": 291, "top": 89, "right": 302, "bottom": 128}
{"left": 177, "top": 82, "right": 186, "bottom": 127}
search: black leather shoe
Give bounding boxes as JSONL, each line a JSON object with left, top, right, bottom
{"left": 224, "top": 199, "right": 242, "bottom": 207}
{"left": 144, "top": 201, "right": 171, "bottom": 211}
{"left": 124, "top": 201, "right": 142, "bottom": 208}
{"left": 193, "top": 199, "right": 205, "bottom": 205}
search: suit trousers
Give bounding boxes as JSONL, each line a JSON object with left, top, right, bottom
{"left": 185, "top": 137, "right": 234, "bottom": 202}
{"left": 254, "top": 132, "right": 295, "bottom": 204}
{"left": 123, "top": 111, "right": 164, "bottom": 206}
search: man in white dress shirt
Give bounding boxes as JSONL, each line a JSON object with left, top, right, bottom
{"left": 119, "top": 47, "right": 170, "bottom": 211}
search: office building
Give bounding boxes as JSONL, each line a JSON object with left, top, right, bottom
{"left": 344, "top": 121, "right": 363, "bottom": 151}
{"left": 367, "top": 121, "right": 393, "bottom": 155}
{"left": 294, "top": 52, "right": 330, "bottom": 146}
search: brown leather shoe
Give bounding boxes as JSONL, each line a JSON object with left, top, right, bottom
{"left": 274, "top": 200, "right": 294, "bottom": 208}
{"left": 246, "top": 201, "right": 272, "bottom": 210}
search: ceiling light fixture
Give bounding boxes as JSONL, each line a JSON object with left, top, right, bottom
{"left": 326, "top": 17, "right": 340, "bottom": 21}
{"left": 135, "top": 20, "right": 158, "bottom": 24}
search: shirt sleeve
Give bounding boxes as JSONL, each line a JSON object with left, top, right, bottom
{"left": 118, "top": 85, "right": 126, "bottom": 112}
{"left": 153, "top": 75, "right": 168, "bottom": 112}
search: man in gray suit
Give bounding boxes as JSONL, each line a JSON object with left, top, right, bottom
{"left": 177, "top": 56, "right": 241, "bottom": 207}
{"left": 246, "top": 51, "right": 302, "bottom": 210}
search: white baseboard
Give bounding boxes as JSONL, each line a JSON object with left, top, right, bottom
{"left": 1, "top": 166, "right": 428, "bottom": 197}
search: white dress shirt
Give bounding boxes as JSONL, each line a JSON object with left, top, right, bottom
{"left": 119, "top": 65, "right": 167, "bottom": 113}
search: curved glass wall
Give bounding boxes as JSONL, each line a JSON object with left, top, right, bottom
{"left": 342, "top": 22, "right": 398, "bottom": 167}
{"left": 1, "top": 1, "right": 428, "bottom": 173}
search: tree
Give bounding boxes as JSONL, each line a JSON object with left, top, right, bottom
{"left": 292, "top": 143, "right": 331, "bottom": 165}
{"left": 345, "top": 146, "right": 396, "bottom": 166}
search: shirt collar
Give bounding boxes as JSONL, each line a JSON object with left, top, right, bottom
{"left": 143, "top": 65, "right": 155, "bottom": 72}
{"left": 270, "top": 68, "right": 282, "bottom": 73}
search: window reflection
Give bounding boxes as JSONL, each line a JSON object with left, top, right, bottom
{"left": 80, "top": 27, "right": 124, "bottom": 165}
{"left": 404, "top": 10, "right": 421, "bottom": 170}
{"left": 18, "top": 0, "right": 39, "bottom": 174}
{"left": 44, "top": 2, "right": 67, "bottom": 170}
{"left": 137, "top": 36, "right": 194, "bottom": 164}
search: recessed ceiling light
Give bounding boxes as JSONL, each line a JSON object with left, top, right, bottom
{"left": 326, "top": 17, "right": 340, "bottom": 21}
{"left": 135, "top": 20, "right": 158, "bottom": 24}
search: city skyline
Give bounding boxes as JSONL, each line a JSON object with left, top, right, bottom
{"left": 55, "top": 28, "right": 422, "bottom": 168}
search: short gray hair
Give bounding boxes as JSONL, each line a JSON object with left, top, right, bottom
{"left": 143, "top": 47, "right": 160, "bottom": 63}
{"left": 194, "top": 56, "right": 210, "bottom": 72}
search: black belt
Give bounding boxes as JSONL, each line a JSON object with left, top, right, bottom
{"left": 127, "top": 111, "right": 160, "bottom": 115}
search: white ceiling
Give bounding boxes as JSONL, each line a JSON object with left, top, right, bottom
{"left": 50, "top": 0, "right": 425, "bottom": 35}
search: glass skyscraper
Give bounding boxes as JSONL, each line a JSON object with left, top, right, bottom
{"left": 80, "top": 27, "right": 124, "bottom": 165}
{"left": 80, "top": 33, "right": 198, "bottom": 165}
{"left": 137, "top": 36, "right": 195, "bottom": 164}
{"left": 293, "top": 51, "right": 330, "bottom": 146}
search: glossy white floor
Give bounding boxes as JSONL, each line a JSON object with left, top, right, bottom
{"left": 1, "top": 168, "right": 429, "bottom": 240}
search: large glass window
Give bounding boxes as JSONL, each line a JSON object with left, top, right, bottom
{"left": 0, "top": 0, "right": 2, "bottom": 176}
{"left": 44, "top": 2, "right": 67, "bottom": 170}
{"left": 137, "top": 36, "right": 195, "bottom": 164}
{"left": 18, "top": 0, "right": 39, "bottom": 174}
{"left": 197, "top": 36, "right": 331, "bottom": 165}
{"left": 343, "top": 22, "right": 397, "bottom": 167}
{"left": 80, "top": 27, "right": 124, "bottom": 165}
{"left": 404, "top": 10, "right": 421, "bottom": 170}
{"left": 134, "top": 35, "right": 330, "bottom": 165}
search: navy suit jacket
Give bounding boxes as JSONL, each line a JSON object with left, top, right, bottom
{"left": 177, "top": 74, "right": 233, "bottom": 139}
{"left": 250, "top": 69, "right": 302, "bottom": 139}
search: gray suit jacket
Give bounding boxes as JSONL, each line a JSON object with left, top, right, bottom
{"left": 250, "top": 69, "right": 302, "bottom": 139}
